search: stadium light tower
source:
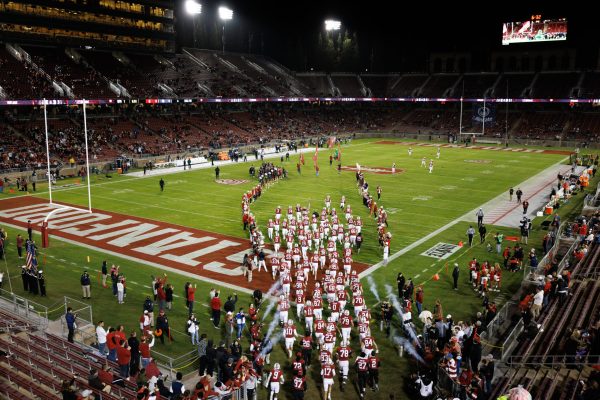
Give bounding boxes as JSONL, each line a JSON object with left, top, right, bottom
{"left": 185, "top": 1, "right": 202, "bottom": 48}
{"left": 219, "top": 6, "right": 234, "bottom": 53}
{"left": 185, "top": 0, "right": 202, "bottom": 15}
{"left": 325, "top": 20, "right": 341, "bottom": 31}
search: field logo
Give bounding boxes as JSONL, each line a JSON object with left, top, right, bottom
{"left": 216, "top": 179, "right": 249, "bottom": 185}
{"left": 421, "top": 242, "right": 461, "bottom": 259}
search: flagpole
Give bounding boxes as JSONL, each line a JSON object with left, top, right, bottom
{"left": 1, "top": 246, "right": 13, "bottom": 293}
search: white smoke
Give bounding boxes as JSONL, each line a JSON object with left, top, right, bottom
{"left": 367, "top": 275, "right": 381, "bottom": 302}
{"left": 384, "top": 284, "right": 421, "bottom": 347}
{"left": 390, "top": 328, "right": 425, "bottom": 364}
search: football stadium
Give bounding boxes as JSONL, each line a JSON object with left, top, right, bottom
{"left": 0, "top": 2, "right": 599, "bottom": 400}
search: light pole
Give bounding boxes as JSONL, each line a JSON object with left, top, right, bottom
{"left": 185, "top": 0, "right": 202, "bottom": 47}
{"left": 324, "top": 20, "right": 341, "bottom": 70}
{"left": 219, "top": 6, "right": 233, "bottom": 53}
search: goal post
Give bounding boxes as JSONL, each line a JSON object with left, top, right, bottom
{"left": 40, "top": 99, "right": 94, "bottom": 248}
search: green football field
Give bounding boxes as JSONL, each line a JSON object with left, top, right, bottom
{"left": 0, "top": 137, "right": 585, "bottom": 399}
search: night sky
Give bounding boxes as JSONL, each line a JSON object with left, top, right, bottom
{"left": 175, "top": 1, "right": 594, "bottom": 71}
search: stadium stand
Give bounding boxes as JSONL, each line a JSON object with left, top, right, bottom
{"left": 331, "top": 75, "right": 364, "bottom": 97}
{"left": 390, "top": 74, "right": 428, "bottom": 97}
{"left": 418, "top": 74, "right": 460, "bottom": 97}
{"left": 532, "top": 72, "right": 581, "bottom": 99}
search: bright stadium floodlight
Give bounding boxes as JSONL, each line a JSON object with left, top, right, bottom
{"left": 325, "top": 20, "right": 341, "bottom": 31}
{"left": 219, "top": 6, "right": 233, "bottom": 20}
{"left": 185, "top": 0, "right": 202, "bottom": 15}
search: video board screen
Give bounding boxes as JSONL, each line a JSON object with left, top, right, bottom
{"left": 502, "top": 18, "right": 567, "bottom": 45}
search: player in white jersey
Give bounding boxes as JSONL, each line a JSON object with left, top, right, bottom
{"left": 437, "top": 146, "right": 441, "bottom": 159}
{"left": 429, "top": 159, "right": 434, "bottom": 173}
{"left": 391, "top": 162, "right": 396, "bottom": 174}
{"left": 408, "top": 147, "right": 413, "bottom": 156}
{"left": 421, "top": 156, "right": 426, "bottom": 167}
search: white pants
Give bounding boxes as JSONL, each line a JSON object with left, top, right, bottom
{"left": 314, "top": 308, "right": 323, "bottom": 320}
{"left": 268, "top": 228, "right": 273, "bottom": 239}
{"left": 296, "top": 304, "right": 304, "bottom": 318}
{"left": 258, "top": 260, "right": 267, "bottom": 272}
{"left": 270, "top": 382, "right": 280, "bottom": 395}
{"left": 341, "top": 327, "right": 351, "bottom": 342}
{"left": 324, "top": 342, "right": 334, "bottom": 353}
{"left": 285, "top": 338, "right": 295, "bottom": 350}
{"left": 315, "top": 332, "right": 324, "bottom": 345}
{"left": 274, "top": 243, "right": 280, "bottom": 254}
{"left": 331, "top": 312, "right": 339, "bottom": 322}
{"left": 117, "top": 291, "right": 124, "bottom": 304}
{"left": 354, "top": 306, "right": 363, "bottom": 317}
{"left": 323, "top": 378, "right": 334, "bottom": 397}
{"left": 280, "top": 311, "right": 288, "bottom": 324}
{"left": 338, "top": 360, "right": 349, "bottom": 378}
{"left": 305, "top": 317, "right": 313, "bottom": 332}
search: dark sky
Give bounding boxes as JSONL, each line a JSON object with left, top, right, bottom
{"left": 175, "top": 1, "right": 593, "bottom": 70}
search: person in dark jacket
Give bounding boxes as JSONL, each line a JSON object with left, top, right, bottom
{"left": 396, "top": 272, "right": 405, "bottom": 299}
{"left": 224, "top": 293, "right": 238, "bottom": 313}
{"left": 65, "top": 307, "right": 77, "bottom": 343}
{"left": 156, "top": 310, "right": 170, "bottom": 344}
{"left": 128, "top": 331, "right": 140, "bottom": 375}
{"left": 452, "top": 263, "right": 460, "bottom": 290}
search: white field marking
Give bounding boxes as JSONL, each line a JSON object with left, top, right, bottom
{"left": 423, "top": 269, "right": 428, "bottom": 272}
{"left": 359, "top": 157, "right": 569, "bottom": 279}
{"left": 414, "top": 274, "right": 421, "bottom": 279}
{"left": 59, "top": 259, "right": 67, "bottom": 262}
{"left": 440, "top": 185, "right": 457, "bottom": 190}
{"left": 412, "top": 195, "right": 432, "bottom": 201}
{"left": 130, "top": 281, "right": 139, "bottom": 285}
{"left": 430, "top": 263, "right": 436, "bottom": 267}
{"left": 1, "top": 221, "right": 253, "bottom": 295}
{"left": 111, "top": 189, "right": 134, "bottom": 195}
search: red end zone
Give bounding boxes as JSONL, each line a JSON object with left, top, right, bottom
{"left": 0, "top": 197, "right": 370, "bottom": 293}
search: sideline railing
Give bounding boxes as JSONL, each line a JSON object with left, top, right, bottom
{"left": 0, "top": 287, "right": 53, "bottom": 329}
{"left": 505, "top": 354, "right": 600, "bottom": 368}
{"left": 480, "top": 300, "right": 516, "bottom": 344}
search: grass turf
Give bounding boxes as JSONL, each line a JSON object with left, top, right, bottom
{"left": 1, "top": 137, "right": 589, "bottom": 399}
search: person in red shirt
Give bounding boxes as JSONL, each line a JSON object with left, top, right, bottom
{"left": 321, "top": 358, "right": 336, "bottom": 400}
{"left": 211, "top": 292, "right": 221, "bottom": 328}
{"left": 368, "top": 350, "right": 381, "bottom": 392}
{"left": 139, "top": 333, "right": 155, "bottom": 368}
{"left": 336, "top": 340, "right": 352, "bottom": 388}
{"left": 267, "top": 363, "right": 284, "bottom": 400}
{"left": 187, "top": 284, "right": 197, "bottom": 315}
{"left": 116, "top": 340, "right": 131, "bottom": 379}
